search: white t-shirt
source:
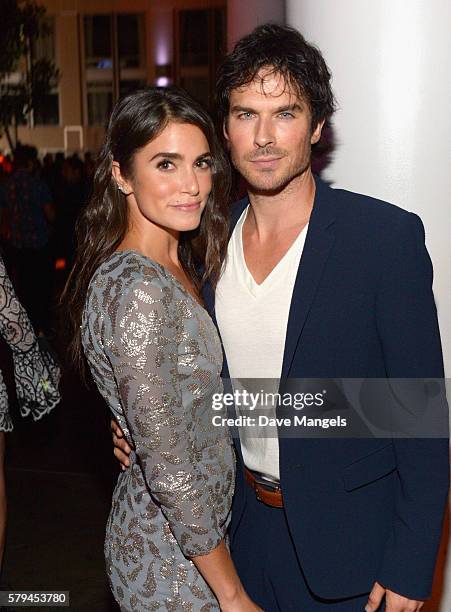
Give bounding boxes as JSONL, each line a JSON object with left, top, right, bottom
{"left": 215, "top": 206, "right": 308, "bottom": 480}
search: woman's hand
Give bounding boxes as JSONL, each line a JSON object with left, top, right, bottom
{"left": 110, "top": 418, "right": 132, "bottom": 469}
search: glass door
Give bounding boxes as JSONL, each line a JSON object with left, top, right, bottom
{"left": 174, "top": 7, "right": 226, "bottom": 111}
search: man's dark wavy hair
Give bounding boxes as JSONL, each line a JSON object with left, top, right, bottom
{"left": 216, "top": 23, "right": 336, "bottom": 132}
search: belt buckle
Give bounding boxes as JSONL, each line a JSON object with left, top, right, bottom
{"left": 253, "top": 473, "right": 280, "bottom": 493}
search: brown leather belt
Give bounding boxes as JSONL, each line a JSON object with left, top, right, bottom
{"left": 244, "top": 468, "right": 284, "bottom": 508}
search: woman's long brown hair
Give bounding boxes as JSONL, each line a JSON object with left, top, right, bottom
{"left": 61, "top": 87, "right": 231, "bottom": 372}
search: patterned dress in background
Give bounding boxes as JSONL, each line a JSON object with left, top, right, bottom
{"left": 82, "top": 250, "right": 235, "bottom": 611}
{"left": 0, "top": 256, "right": 61, "bottom": 431}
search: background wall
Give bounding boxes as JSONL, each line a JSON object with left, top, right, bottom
{"left": 227, "top": 0, "right": 285, "bottom": 50}
{"left": 286, "top": 0, "right": 451, "bottom": 380}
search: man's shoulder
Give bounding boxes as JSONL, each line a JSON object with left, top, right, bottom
{"left": 229, "top": 180, "right": 422, "bottom": 237}
{"left": 323, "top": 179, "right": 413, "bottom": 224}
{"left": 314, "top": 179, "right": 429, "bottom": 260}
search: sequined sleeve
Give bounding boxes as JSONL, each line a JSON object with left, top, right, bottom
{"left": 106, "top": 275, "right": 226, "bottom": 557}
{"left": 0, "top": 256, "right": 60, "bottom": 422}
{"left": 0, "top": 256, "right": 35, "bottom": 351}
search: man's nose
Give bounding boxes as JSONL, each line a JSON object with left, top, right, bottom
{"left": 254, "top": 117, "right": 275, "bottom": 148}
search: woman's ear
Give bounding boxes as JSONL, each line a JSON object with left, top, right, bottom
{"left": 112, "top": 161, "right": 132, "bottom": 195}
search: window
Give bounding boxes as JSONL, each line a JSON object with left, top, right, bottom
{"left": 118, "top": 14, "right": 146, "bottom": 97}
{"left": 32, "top": 16, "right": 56, "bottom": 63}
{"left": 83, "top": 13, "right": 146, "bottom": 126}
{"left": 87, "top": 83, "right": 113, "bottom": 126}
{"left": 118, "top": 14, "right": 145, "bottom": 69}
{"left": 32, "top": 16, "right": 60, "bottom": 126}
{"left": 84, "top": 15, "right": 112, "bottom": 70}
{"left": 33, "top": 93, "right": 59, "bottom": 126}
{"left": 175, "top": 8, "right": 226, "bottom": 110}
{"left": 180, "top": 11, "right": 209, "bottom": 67}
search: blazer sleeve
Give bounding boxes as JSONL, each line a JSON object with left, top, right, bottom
{"left": 106, "top": 275, "right": 227, "bottom": 558}
{"left": 375, "top": 212, "right": 450, "bottom": 600}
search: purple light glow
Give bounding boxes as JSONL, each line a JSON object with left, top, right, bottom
{"left": 156, "top": 76, "right": 170, "bottom": 87}
{"left": 155, "top": 36, "right": 170, "bottom": 66}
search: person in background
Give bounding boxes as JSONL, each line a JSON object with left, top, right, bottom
{"left": 41, "top": 153, "right": 55, "bottom": 195}
{"left": 1, "top": 145, "right": 55, "bottom": 335}
{"left": 54, "top": 156, "right": 88, "bottom": 269}
{"left": 0, "top": 255, "right": 61, "bottom": 573}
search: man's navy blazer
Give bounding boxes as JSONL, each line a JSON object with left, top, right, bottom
{"left": 203, "top": 176, "right": 449, "bottom": 601}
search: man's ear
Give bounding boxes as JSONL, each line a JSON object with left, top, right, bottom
{"left": 311, "top": 119, "right": 325, "bottom": 145}
{"left": 223, "top": 120, "right": 231, "bottom": 149}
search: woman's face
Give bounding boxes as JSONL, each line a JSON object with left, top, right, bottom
{"left": 114, "top": 121, "right": 213, "bottom": 233}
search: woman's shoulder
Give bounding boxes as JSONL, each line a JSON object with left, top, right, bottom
{"left": 90, "top": 250, "right": 172, "bottom": 298}
{"left": 85, "top": 251, "right": 174, "bottom": 338}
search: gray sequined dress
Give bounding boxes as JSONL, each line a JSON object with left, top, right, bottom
{"left": 82, "top": 250, "right": 235, "bottom": 611}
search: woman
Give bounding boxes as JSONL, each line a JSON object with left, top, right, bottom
{"left": 0, "top": 255, "right": 61, "bottom": 571}
{"left": 63, "top": 88, "right": 261, "bottom": 611}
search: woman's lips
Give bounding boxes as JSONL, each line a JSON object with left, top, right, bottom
{"left": 172, "top": 202, "right": 202, "bottom": 212}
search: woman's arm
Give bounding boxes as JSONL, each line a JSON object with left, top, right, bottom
{"left": 107, "top": 275, "right": 261, "bottom": 609}
{"left": 192, "top": 540, "right": 262, "bottom": 611}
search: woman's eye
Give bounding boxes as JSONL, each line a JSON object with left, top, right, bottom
{"left": 157, "top": 160, "right": 173, "bottom": 170}
{"left": 196, "top": 158, "right": 212, "bottom": 169}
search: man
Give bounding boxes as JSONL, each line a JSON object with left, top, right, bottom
{"left": 112, "top": 24, "right": 449, "bottom": 611}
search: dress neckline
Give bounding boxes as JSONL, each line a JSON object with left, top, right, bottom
{"left": 113, "top": 249, "right": 205, "bottom": 309}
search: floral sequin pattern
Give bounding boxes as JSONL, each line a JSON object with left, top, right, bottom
{"left": 82, "top": 252, "right": 235, "bottom": 611}
{"left": 0, "top": 257, "right": 60, "bottom": 431}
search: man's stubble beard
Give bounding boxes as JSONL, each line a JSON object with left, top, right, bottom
{"left": 230, "top": 150, "right": 312, "bottom": 196}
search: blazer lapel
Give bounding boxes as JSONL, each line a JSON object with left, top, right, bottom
{"left": 281, "top": 177, "right": 337, "bottom": 378}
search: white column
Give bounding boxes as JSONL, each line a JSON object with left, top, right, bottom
{"left": 286, "top": 2, "right": 451, "bottom": 610}
{"left": 286, "top": 0, "right": 451, "bottom": 374}
{"left": 227, "top": 0, "right": 285, "bottom": 50}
